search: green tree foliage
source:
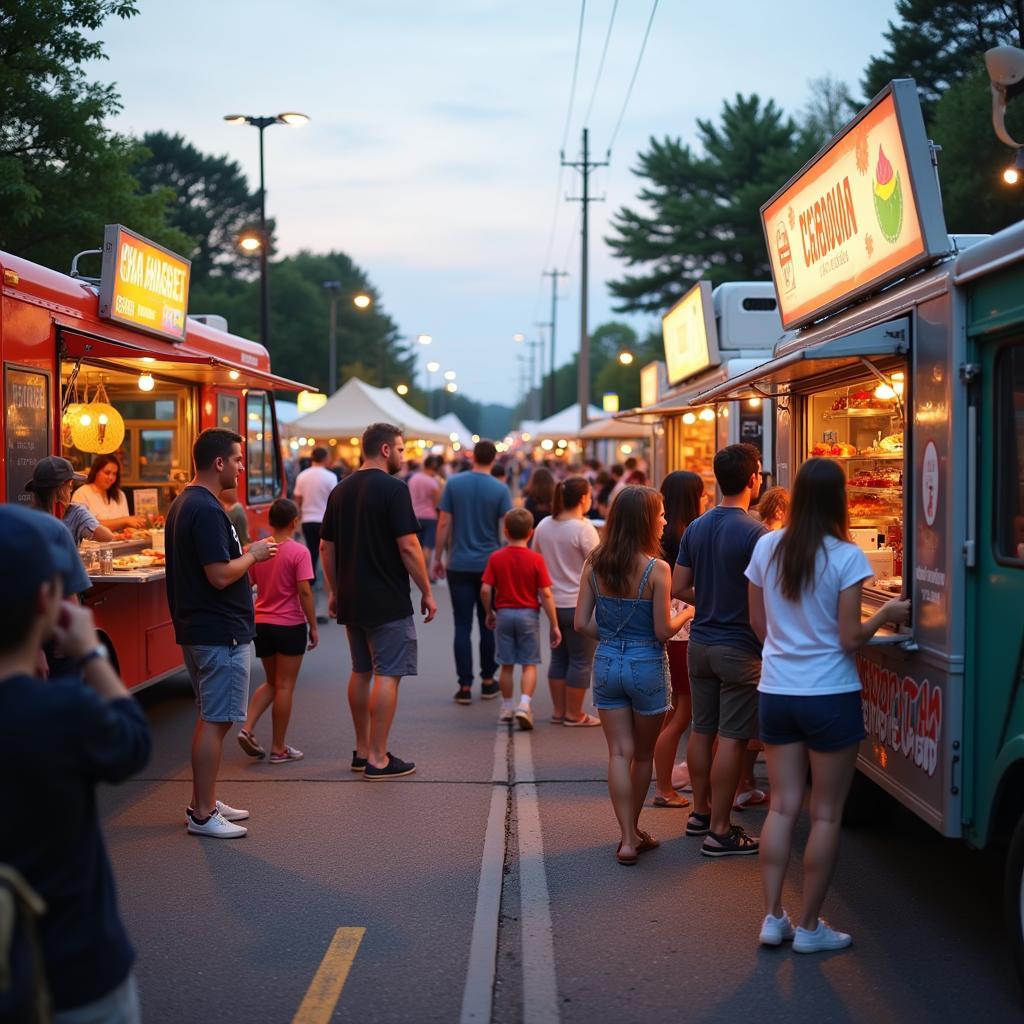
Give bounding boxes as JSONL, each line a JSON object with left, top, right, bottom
{"left": 931, "top": 68, "right": 1024, "bottom": 232}
{"left": 802, "top": 76, "right": 857, "bottom": 141}
{"left": 861, "top": 1, "right": 1017, "bottom": 124}
{"left": 190, "top": 250, "right": 414, "bottom": 394}
{"left": 606, "top": 95, "right": 818, "bottom": 315}
{"left": 0, "top": 0, "right": 189, "bottom": 269}
{"left": 131, "top": 132, "right": 269, "bottom": 282}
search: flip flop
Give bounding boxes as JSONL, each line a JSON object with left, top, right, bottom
{"left": 636, "top": 830, "right": 660, "bottom": 854}
{"left": 734, "top": 788, "right": 769, "bottom": 810}
{"left": 550, "top": 715, "right": 565, "bottom": 724}
{"left": 563, "top": 713, "right": 601, "bottom": 727}
{"left": 653, "top": 792, "right": 691, "bottom": 808}
{"left": 615, "top": 841, "right": 638, "bottom": 866}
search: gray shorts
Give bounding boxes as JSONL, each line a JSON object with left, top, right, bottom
{"left": 182, "top": 643, "right": 251, "bottom": 723}
{"left": 347, "top": 616, "right": 418, "bottom": 677}
{"left": 549, "top": 606, "right": 597, "bottom": 688}
{"left": 687, "top": 641, "right": 761, "bottom": 740}
{"left": 495, "top": 607, "right": 541, "bottom": 666}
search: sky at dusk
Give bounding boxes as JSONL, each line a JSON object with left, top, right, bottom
{"left": 89, "top": 0, "right": 897, "bottom": 404}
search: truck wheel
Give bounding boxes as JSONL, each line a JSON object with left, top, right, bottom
{"left": 842, "top": 770, "right": 887, "bottom": 827}
{"left": 1005, "top": 814, "right": 1024, "bottom": 989}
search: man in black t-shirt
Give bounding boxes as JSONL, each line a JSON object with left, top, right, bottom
{"left": 166, "top": 428, "right": 278, "bottom": 838}
{"left": 321, "top": 422, "right": 436, "bottom": 779}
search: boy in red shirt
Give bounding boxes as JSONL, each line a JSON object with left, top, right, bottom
{"left": 481, "top": 507, "right": 561, "bottom": 730}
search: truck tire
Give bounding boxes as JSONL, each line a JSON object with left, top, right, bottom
{"left": 1005, "top": 814, "right": 1024, "bottom": 989}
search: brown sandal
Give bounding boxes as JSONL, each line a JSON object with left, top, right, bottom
{"left": 615, "top": 840, "right": 638, "bottom": 866}
{"left": 636, "top": 830, "right": 660, "bottom": 854}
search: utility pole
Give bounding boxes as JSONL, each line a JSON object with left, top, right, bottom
{"left": 541, "top": 269, "right": 568, "bottom": 418}
{"left": 562, "top": 128, "right": 607, "bottom": 430}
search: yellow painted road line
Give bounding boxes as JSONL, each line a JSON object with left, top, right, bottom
{"left": 292, "top": 926, "right": 366, "bottom": 1024}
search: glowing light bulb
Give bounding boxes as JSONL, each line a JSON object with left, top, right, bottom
{"left": 138, "top": 373, "right": 155, "bottom": 392}
{"left": 874, "top": 383, "right": 897, "bottom": 401}
{"left": 699, "top": 408, "right": 715, "bottom": 422}
{"left": 682, "top": 413, "right": 696, "bottom": 425}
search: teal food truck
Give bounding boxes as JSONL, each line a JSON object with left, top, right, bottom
{"left": 695, "top": 80, "right": 1024, "bottom": 978}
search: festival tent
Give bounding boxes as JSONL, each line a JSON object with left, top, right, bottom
{"left": 434, "top": 412, "right": 474, "bottom": 447}
{"left": 577, "top": 414, "right": 656, "bottom": 440}
{"left": 526, "top": 403, "right": 604, "bottom": 439}
{"left": 289, "top": 377, "right": 446, "bottom": 441}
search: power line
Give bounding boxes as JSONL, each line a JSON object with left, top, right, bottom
{"left": 582, "top": 0, "right": 619, "bottom": 128}
{"left": 560, "top": 0, "right": 588, "bottom": 154}
{"left": 605, "top": 0, "right": 659, "bottom": 159}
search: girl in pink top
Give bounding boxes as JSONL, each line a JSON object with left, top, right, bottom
{"left": 237, "top": 499, "right": 318, "bottom": 764}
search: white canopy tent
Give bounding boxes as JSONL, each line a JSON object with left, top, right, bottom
{"left": 289, "top": 377, "right": 447, "bottom": 441}
{"left": 577, "top": 415, "right": 656, "bottom": 440}
{"left": 434, "top": 412, "right": 474, "bottom": 447}
{"left": 526, "top": 403, "right": 605, "bottom": 439}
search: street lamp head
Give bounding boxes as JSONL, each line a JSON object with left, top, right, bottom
{"left": 426, "top": 361, "right": 440, "bottom": 373}
{"left": 237, "top": 231, "right": 262, "bottom": 253}
{"left": 417, "top": 333, "right": 433, "bottom": 346}
{"left": 352, "top": 293, "right": 372, "bottom": 309}
{"left": 618, "top": 350, "right": 635, "bottom": 365}
{"left": 277, "top": 112, "right": 310, "bottom": 126}
{"left": 223, "top": 114, "right": 249, "bottom": 125}
{"left": 443, "top": 370, "right": 457, "bottom": 381}
{"left": 396, "top": 384, "right": 409, "bottom": 396}
{"left": 446, "top": 382, "right": 458, "bottom": 393}
{"left": 513, "top": 333, "right": 525, "bottom": 343}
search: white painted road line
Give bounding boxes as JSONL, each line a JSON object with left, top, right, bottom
{"left": 514, "top": 730, "right": 560, "bottom": 1024}
{"left": 460, "top": 726, "right": 510, "bottom": 1024}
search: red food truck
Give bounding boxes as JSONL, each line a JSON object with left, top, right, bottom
{"left": 0, "top": 225, "right": 310, "bottom": 689}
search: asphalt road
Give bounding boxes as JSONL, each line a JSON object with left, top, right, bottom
{"left": 98, "top": 585, "right": 1023, "bottom": 1022}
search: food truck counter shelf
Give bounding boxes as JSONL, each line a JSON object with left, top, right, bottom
{"left": 848, "top": 486, "right": 902, "bottom": 497}
{"left": 87, "top": 568, "right": 166, "bottom": 584}
{"left": 822, "top": 408, "right": 900, "bottom": 420}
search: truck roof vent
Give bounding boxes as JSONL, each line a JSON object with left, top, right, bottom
{"left": 189, "top": 314, "right": 229, "bottom": 333}
{"left": 741, "top": 297, "right": 777, "bottom": 311}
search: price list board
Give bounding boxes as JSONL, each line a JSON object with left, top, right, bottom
{"left": 5, "top": 366, "right": 51, "bottom": 506}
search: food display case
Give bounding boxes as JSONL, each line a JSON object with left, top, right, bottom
{"left": 806, "top": 375, "right": 906, "bottom": 603}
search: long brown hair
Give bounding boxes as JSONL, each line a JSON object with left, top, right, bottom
{"left": 771, "top": 458, "right": 850, "bottom": 600}
{"left": 525, "top": 467, "right": 555, "bottom": 508}
{"left": 588, "top": 485, "right": 663, "bottom": 596}
{"left": 552, "top": 475, "right": 589, "bottom": 516}
{"left": 659, "top": 470, "right": 703, "bottom": 563}
{"left": 86, "top": 454, "right": 122, "bottom": 503}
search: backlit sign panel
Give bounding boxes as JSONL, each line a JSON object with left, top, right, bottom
{"left": 761, "top": 80, "right": 948, "bottom": 331}
{"left": 98, "top": 225, "right": 191, "bottom": 342}
{"left": 661, "top": 282, "right": 720, "bottom": 387}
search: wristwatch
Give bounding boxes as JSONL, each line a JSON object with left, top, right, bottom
{"left": 76, "top": 643, "right": 110, "bottom": 670}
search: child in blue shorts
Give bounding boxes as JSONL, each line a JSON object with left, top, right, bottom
{"left": 481, "top": 508, "right": 561, "bottom": 730}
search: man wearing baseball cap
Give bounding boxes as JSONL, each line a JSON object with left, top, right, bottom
{"left": 0, "top": 504, "right": 150, "bottom": 1022}
{"left": 26, "top": 454, "right": 113, "bottom": 545}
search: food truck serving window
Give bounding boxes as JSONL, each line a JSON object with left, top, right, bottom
{"left": 246, "top": 391, "right": 278, "bottom": 505}
{"left": 995, "top": 343, "right": 1024, "bottom": 565}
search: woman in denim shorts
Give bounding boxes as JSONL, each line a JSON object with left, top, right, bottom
{"left": 746, "top": 458, "right": 910, "bottom": 953}
{"left": 575, "top": 486, "right": 688, "bottom": 866}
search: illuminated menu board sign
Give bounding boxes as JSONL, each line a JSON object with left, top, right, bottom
{"left": 98, "top": 225, "right": 191, "bottom": 342}
{"left": 661, "top": 281, "right": 720, "bottom": 387}
{"left": 761, "top": 79, "right": 948, "bottom": 331}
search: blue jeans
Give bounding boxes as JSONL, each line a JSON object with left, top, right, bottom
{"left": 448, "top": 569, "right": 496, "bottom": 685}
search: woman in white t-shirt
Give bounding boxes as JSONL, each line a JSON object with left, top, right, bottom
{"left": 72, "top": 455, "right": 144, "bottom": 530}
{"left": 532, "top": 477, "right": 601, "bottom": 726}
{"left": 745, "top": 457, "right": 909, "bottom": 954}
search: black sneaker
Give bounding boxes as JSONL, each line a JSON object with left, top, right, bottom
{"left": 364, "top": 753, "right": 416, "bottom": 780}
{"left": 685, "top": 811, "right": 711, "bottom": 837}
{"left": 454, "top": 687, "right": 473, "bottom": 705}
{"left": 350, "top": 750, "right": 368, "bottom": 773}
{"left": 701, "top": 824, "right": 760, "bottom": 857}
{"left": 480, "top": 681, "right": 500, "bottom": 700}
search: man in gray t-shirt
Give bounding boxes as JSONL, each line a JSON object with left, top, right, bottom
{"left": 433, "top": 440, "right": 512, "bottom": 704}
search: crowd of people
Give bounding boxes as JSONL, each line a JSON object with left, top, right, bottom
{"left": 1, "top": 420, "right": 913, "bottom": 1021}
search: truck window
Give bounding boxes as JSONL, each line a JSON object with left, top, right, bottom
{"left": 245, "top": 391, "right": 278, "bottom": 505}
{"left": 996, "top": 343, "right": 1024, "bottom": 565}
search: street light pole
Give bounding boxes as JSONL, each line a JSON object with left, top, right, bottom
{"left": 323, "top": 282, "right": 340, "bottom": 392}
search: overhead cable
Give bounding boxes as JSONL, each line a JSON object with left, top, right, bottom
{"left": 560, "top": 0, "right": 588, "bottom": 154}
{"left": 605, "top": 0, "right": 659, "bottom": 159}
{"left": 582, "top": 0, "right": 619, "bottom": 129}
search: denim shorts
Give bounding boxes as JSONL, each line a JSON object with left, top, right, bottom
{"left": 548, "top": 607, "right": 597, "bottom": 688}
{"left": 495, "top": 607, "right": 541, "bottom": 666}
{"left": 182, "top": 643, "right": 251, "bottom": 723}
{"left": 592, "top": 640, "right": 671, "bottom": 716}
{"left": 759, "top": 691, "right": 867, "bottom": 751}
{"left": 347, "top": 616, "right": 418, "bottom": 677}
{"left": 418, "top": 518, "right": 438, "bottom": 548}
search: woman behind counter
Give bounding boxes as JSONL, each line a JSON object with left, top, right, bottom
{"left": 72, "top": 455, "right": 145, "bottom": 530}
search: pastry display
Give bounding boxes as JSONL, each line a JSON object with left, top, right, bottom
{"left": 848, "top": 493, "right": 892, "bottom": 518}
{"left": 112, "top": 555, "right": 157, "bottom": 570}
{"left": 863, "top": 432, "right": 904, "bottom": 455}
{"left": 812, "top": 441, "right": 858, "bottom": 457}
{"left": 849, "top": 468, "right": 901, "bottom": 489}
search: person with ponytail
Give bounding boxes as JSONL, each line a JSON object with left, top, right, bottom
{"left": 533, "top": 477, "right": 601, "bottom": 726}
{"left": 651, "top": 471, "right": 707, "bottom": 806}
{"left": 746, "top": 457, "right": 909, "bottom": 952}
{"left": 574, "top": 486, "right": 688, "bottom": 865}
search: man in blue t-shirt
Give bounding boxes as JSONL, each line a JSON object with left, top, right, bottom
{"left": 0, "top": 504, "right": 151, "bottom": 1022}
{"left": 433, "top": 439, "right": 512, "bottom": 703}
{"left": 674, "top": 443, "right": 766, "bottom": 858}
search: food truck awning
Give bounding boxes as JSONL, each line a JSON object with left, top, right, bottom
{"left": 690, "top": 319, "right": 909, "bottom": 404}
{"left": 641, "top": 357, "right": 772, "bottom": 414}
{"left": 57, "top": 325, "right": 311, "bottom": 392}
{"left": 577, "top": 416, "right": 655, "bottom": 440}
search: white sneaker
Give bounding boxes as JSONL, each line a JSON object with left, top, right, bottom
{"left": 499, "top": 707, "right": 514, "bottom": 723}
{"left": 184, "top": 799, "right": 250, "bottom": 824}
{"left": 186, "top": 809, "right": 247, "bottom": 838}
{"left": 759, "top": 911, "right": 795, "bottom": 946}
{"left": 514, "top": 705, "right": 534, "bottom": 731}
{"left": 792, "top": 919, "right": 851, "bottom": 953}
